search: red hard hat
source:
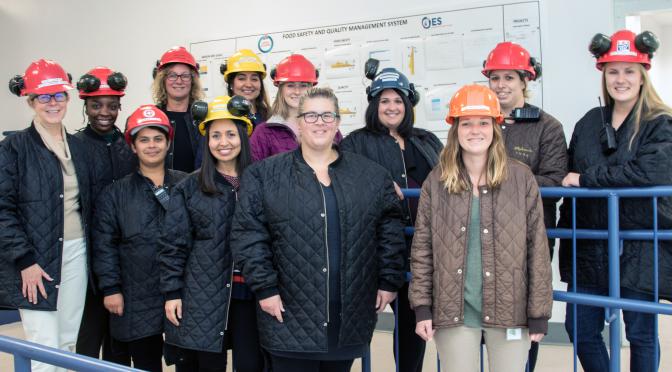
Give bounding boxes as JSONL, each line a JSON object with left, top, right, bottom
{"left": 271, "top": 54, "right": 318, "bottom": 86}
{"left": 125, "top": 105, "right": 174, "bottom": 145}
{"left": 446, "top": 85, "right": 503, "bottom": 125}
{"left": 482, "top": 42, "right": 537, "bottom": 80}
{"left": 158, "top": 46, "right": 198, "bottom": 71}
{"left": 595, "top": 30, "right": 653, "bottom": 70}
{"left": 78, "top": 67, "right": 127, "bottom": 99}
{"left": 20, "top": 59, "right": 74, "bottom": 96}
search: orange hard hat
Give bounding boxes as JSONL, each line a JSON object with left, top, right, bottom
{"left": 446, "top": 85, "right": 503, "bottom": 125}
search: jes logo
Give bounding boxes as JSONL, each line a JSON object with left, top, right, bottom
{"left": 422, "top": 16, "right": 442, "bottom": 29}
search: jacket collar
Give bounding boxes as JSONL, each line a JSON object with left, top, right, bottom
{"left": 79, "top": 125, "right": 123, "bottom": 143}
{"left": 292, "top": 144, "right": 344, "bottom": 169}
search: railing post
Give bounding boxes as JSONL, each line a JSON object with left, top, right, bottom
{"left": 607, "top": 193, "right": 621, "bottom": 372}
{"left": 14, "top": 355, "right": 31, "bottom": 372}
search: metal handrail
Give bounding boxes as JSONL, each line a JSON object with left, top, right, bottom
{"left": 362, "top": 186, "right": 672, "bottom": 372}
{"left": 0, "top": 335, "right": 142, "bottom": 371}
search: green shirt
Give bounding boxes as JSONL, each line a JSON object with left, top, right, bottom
{"left": 464, "top": 196, "right": 483, "bottom": 328}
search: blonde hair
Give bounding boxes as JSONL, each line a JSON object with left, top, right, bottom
{"left": 298, "top": 87, "right": 340, "bottom": 115}
{"left": 438, "top": 118, "right": 508, "bottom": 193}
{"left": 151, "top": 65, "right": 205, "bottom": 107}
{"left": 602, "top": 63, "right": 672, "bottom": 148}
{"left": 270, "top": 83, "right": 293, "bottom": 120}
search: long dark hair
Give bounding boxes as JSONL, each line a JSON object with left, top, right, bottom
{"left": 364, "top": 89, "right": 414, "bottom": 138}
{"left": 198, "top": 119, "right": 252, "bottom": 195}
{"left": 226, "top": 72, "right": 270, "bottom": 122}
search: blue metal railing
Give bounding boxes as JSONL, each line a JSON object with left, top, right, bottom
{"left": 361, "top": 186, "right": 672, "bottom": 372}
{"left": 1, "top": 186, "right": 670, "bottom": 371}
{"left": 0, "top": 335, "right": 141, "bottom": 371}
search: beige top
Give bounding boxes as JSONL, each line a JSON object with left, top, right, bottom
{"left": 34, "top": 121, "right": 84, "bottom": 241}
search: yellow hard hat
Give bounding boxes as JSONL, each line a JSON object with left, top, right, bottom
{"left": 220, "top": 49, "right": 267, "bottom": 80}
{"left": 192, "top": 95, "right": 253, "bottom": 136}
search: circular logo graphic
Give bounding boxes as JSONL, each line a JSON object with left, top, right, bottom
{"left": 258, "top": 35, "right": 274, "bottom": 53}
{"left": 421, "top": 17, "right": 431, "bottom": 29}
{"left": 143, "top": 109, "right": 156, "bottom": 118}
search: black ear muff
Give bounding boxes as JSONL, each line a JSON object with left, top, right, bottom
{"left": 635, "top": 31, "right": 660, "bottom": 57}
{"left": 529, "top": 57, "right": 542, "bottom": 80}
{"left": 365, "top": 86, "right": 372, "bottom": 101}
{"left": 107, "top": 72, "right": 128, "bottom": 91}
{"left": 152, "top": 60, "right": 160, "bottom": 79}
{"left": 195, "top": 63, "right": 200, "bottom": 75}
{"left": 315, "top": 69, "right": 320, "bottom": 79}
{"left": 589, "top": 33, "right": 612, "bottom": 58}
{"left": 482, "top": 60, "right": 487, "bottom": 68}
{"left": 8, "top": 75, "right": 24, "bottom": 97}
{"left": 270, "top": 67, "right": 277, "bottom": 80}
{"left": 220, "top": 63, "right": 227, "bottom": 75}
{"left": 77, "top": 74, "right": 101, "bottom": 93}
{"left": 228, "top": 95, "right": 252, "bottom": 117}
{"left": 191, "top": 100, "right": 209, "bottom": 122}
{"left": 262, "top": 63, "right": 267, "bottom": 73}
{"left": 409, "top": 83, "right": 420, "bottom": 107}
{"left": 364, "top": 58, "right": 379, "bottom": 80}
{"left": 67, "top": 73, "right": 73, "bottom": 83}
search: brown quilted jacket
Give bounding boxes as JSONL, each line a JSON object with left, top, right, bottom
{"left": 408, "top": 160, "right": 553, "bottom": 334}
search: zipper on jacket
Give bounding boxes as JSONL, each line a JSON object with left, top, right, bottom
{"left": 397, "top": 143, "right": 414, "bottom": 226}
{"left": 317, "top": 175, "right": 330, "bottom": 323}
{"left": 224, "top": 188, "right": 238, "bottom": 331}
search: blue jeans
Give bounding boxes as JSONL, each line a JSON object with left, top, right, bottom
{"left": 564, "top": 285, "right": 660, "bottom": 372}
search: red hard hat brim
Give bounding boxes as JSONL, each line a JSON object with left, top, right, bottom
{"left": 79, "top": 90, "right": 125, "bottom": 99}
{"left": 23, "top": 83, "right": 74, "bottom": 96}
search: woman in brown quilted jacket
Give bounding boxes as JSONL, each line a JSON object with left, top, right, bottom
{"left": 408, "top": 85, "right": 553, "bottom": 372}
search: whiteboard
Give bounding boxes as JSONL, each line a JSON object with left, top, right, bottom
{"left": 190, "top": 1, "right": 542, "bottom": 138}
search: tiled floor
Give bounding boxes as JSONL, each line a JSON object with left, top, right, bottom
{"left": 1, "top": 315, "right": 670, "bottom": 371}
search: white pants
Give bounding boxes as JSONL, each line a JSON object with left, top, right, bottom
{"left": 19, "top": 238, "right": 87, "bottom": 372}
{"left": 434, "top": 326, "right": 531, "bottom": 372}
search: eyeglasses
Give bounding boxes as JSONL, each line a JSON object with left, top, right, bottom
{"left": 297, "top": 111, "right": 340, "bottom": 124}
{"left": 33, "top": 92, "right": 68, "bottom": 104}
{"left": 166, "top": 72, "right": 193, "bottom": 82}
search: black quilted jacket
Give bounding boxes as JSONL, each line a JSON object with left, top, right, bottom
{"left": 92, "top": 170, "right": 186, "bottom": 341}
{"left": 559, "top": 108, "right": 672, "bottom": 300}
{"left": 74, "top": 126, "right": 137, "bottom": 196}
{"left": 230, "top": 148, "right": 405, "bottom": 353}
{"left": 0, "top": 124, "right": 93, "bottom": 311}
{"left": 159, "top": 172, "right": 238, "bottom": 353}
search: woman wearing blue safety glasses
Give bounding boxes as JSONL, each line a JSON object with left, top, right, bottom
{"left": 0, "top": 59, "right": 93, "bottom": 372}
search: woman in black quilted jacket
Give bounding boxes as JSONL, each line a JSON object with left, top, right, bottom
{"left": 0, "top": 59, "right": 93, "bottom": 372}
{"left": 340, "top": 63, "right": 442, "bottom": 372}
{"left": 559, "top": 29, "right": 672, "bottom": 372}
{"left": 231, "top": 87, "right": 405, "bottom": 372}
{"left": 92, "top": 105, "right": 186, "bottom": 372}
{"left": 159, "top": 95, "right": 263, "bottom": 372}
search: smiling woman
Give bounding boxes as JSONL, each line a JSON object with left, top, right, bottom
{"left": 0, "top": 59, "right": 94, "bottom": 372}
{"left": 558, "top": 29, "right": 672, "bottom": 372}
{"left": 73, "top": 66, "right": 136, "bottom": 364}
{"left": 340, "top": 62, "right": 442, "bottom": 372}
{"left": 410, "top": 84, "right": 553, "bottom": 372}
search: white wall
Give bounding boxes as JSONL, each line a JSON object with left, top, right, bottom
{"left": 0, "top": 0, "right": 615, "bottom": 324}
{"left": 639, "top": 15, "right": 672, "bottom": 105}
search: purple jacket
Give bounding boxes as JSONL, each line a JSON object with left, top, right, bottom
{"left": 250, "top": 115, "right": 343, "bottom": 162}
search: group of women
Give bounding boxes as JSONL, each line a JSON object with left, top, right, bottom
{"left": 0, "top": 27, "right": 669, "bottom": 372}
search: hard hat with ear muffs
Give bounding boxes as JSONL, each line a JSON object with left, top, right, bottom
{"left": 364, "top": 58, "right": 420, "bottom": 106}
{"left": 270, "top": 54, "right": 318, "bottom": 86}
{"left": 8, "top": 59, "right": 74, "bottom": 97}
{"left": 482, "top": 42, "right": 541, "bottom": 80}
{"left": 220, "top": 49, "right": 267, "bottom": 80}
{"left": 192, "top": 95, "right": 253, "bottom": 136}
{"left": 152, "top": 46, "right": 200, "bottom": 78}
{"left": 78, "top": 66, "right": 127, "bottom": 99}
{"left": 590, "top": 29, "right": 659, "bottom": 70}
